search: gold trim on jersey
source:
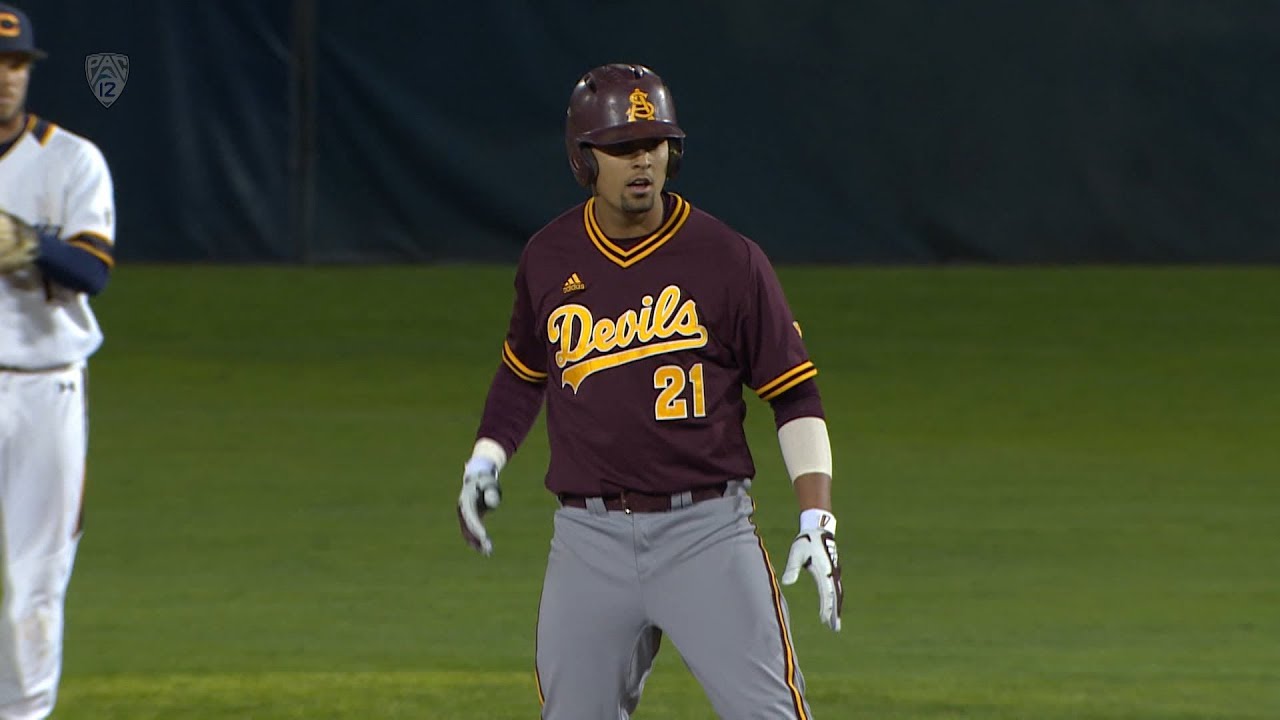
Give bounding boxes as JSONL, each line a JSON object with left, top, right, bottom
{"left": 548, "top": 284, "right": 708, "bottom": 393}
{"left": 502, "top": 340, "right": 548, "bottom": 384}
{"left": 755, "top": 361, "right": 818, "bottom": 402}
{"left": 583, "top": 193, "right": 691, "bottom": 268}
{"left": 67, "top": 233, "right": 115, "bottom": 268}
{"left": 30, "top": 115, "right": 56, "bottom": 146}
{"left": 753, "top": 526, "right": 809, "bottom": 719}
{"left": 75, "top": 229, "right": 116, "bottom": 247}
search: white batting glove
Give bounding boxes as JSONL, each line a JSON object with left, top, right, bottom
{"left": 456, "top": 457, "right": 502, "bottom": 556}
{"left": 781, "top": 509, "right": 844, "bottom": 632}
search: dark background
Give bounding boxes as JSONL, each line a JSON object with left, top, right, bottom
{"left": 22, "top": 1, "right": 1280, "bottom": 263}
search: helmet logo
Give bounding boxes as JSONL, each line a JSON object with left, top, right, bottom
{"left": 626, "top": 88, "right": 656, "bottom": 122}
{"left": 0, "top": 13, "right": 20, "bottom": 38}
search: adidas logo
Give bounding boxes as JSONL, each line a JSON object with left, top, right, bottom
{"left": 562, "top": 273, "right": 586, "bottom": 294}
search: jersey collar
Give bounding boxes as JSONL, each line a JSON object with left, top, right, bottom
{"left": 583, "top": 193, "right": 691, "bottom": 268}
{"left": 0, "top": 115, "right": 54, "bottom": 162}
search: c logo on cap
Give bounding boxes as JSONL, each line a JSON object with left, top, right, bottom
{"left": 0, "top": 13, "right": 20, "bottom": 38}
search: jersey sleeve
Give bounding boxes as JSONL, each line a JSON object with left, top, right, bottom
{"left": 499, "top": 256, "right": 548, "bottom": 384}
{"left": 60, "top": 141, "right": 116, "bottom": 267}
{"left": 736, "top": 239, "right": 817, "bottom": 401}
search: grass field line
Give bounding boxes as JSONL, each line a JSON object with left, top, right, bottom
{"left": 58, "top": 670, "right": 1278, "bottom": 718}
{"left": 65, "top": 669, "right": 540, "bottom": 690}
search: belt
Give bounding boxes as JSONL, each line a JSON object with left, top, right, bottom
{"left": 559, "top": 482, "right": 730, "bottom": 514}
{"left": 0, "top": 363, "right": 76, "bottom": 374}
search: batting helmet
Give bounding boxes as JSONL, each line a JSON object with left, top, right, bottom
{"left": 565, "top": 64, "right": 686, "bottom": 188}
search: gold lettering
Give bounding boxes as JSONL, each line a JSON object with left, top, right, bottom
{"left": 637, "top": 295, "right": 655, "bottom": 342}
{"left": 615, "top": 310, "right": 638, "bottom": 346}
{"left": 545, "top": 283, "right": 716, "bottom": 392}
{"left": 546, "top": 285, "right": 710, "bottom": 393}
{"left": 674, "top": 299, "right": 701, "bottom": 336}
{"left": 592, "top": 318, "right": 616, "bottom": 352}
{"left": 547, "top": 305, "right": 593, "bottom": 367}
{"left": 651, "top": 285, "right": 680, "bottom": 336}
{"left": 561, "top": 337, "right": 707, "bottom": 392}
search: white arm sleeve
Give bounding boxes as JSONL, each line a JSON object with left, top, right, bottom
{"left": 777, "top": 416, "right": 833, "bottom": 482}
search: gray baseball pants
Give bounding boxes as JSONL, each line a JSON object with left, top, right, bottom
{"left": 534, "top": 481, "right": 813, "bottom": 719}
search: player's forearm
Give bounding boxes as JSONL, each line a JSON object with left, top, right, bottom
{"left": 793, "top": 472, "right": 832, "bottom": 513}
{"left": 35, "top": 232, "right": 112, "bottom": 295}
{"left": 778, "top": 415, "right": 834, "bottom": 513}
{"left": 473, "top": 364, "right": 546, "bottom": 461}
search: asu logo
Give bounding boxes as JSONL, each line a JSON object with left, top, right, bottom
{"left": 626, "top": 88, "right": 656, "bottom": 122}
{"left": 548, "top": 285, "right": 707, "bottom": 392}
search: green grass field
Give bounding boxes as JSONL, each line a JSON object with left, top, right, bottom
{"left": 54, "top": 266, "right": 1279, "bottom": 719}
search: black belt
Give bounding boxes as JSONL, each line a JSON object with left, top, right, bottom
{"left": 0, "top": 363, "right": 76, "bottom": 374}
{"left": 558, "top": 482, "right": 730, "bottom": 513}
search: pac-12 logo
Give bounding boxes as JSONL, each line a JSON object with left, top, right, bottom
{"left": 85, "top": 53, "right": 130, "bottom": 108}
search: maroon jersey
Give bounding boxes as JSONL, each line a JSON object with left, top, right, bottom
{"left": 501, "top": 193, "right": 816, "bottom": 496}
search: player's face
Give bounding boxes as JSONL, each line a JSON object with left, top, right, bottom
{"left": 0, "top": 54, "right": 32, "bottom": 124}
{"left": 591, "top": 138, "right": 670, "bottom": 217}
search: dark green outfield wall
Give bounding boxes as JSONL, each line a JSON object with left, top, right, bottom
{"left": 24, "top": 1, "right": 1280, "bottom": 263}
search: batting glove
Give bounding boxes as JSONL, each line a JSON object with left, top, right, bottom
{"left": 456, "top": 457, "right": 502, "bottom": 556}
{"left": 781, "top": 509, "right": 843, "bottom": 632}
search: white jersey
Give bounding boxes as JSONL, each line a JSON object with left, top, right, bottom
{"left": 0, "top": 115, "right": 115, "bottom": 368}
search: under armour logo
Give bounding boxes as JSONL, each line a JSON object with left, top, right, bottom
{"left": 57, "top": 381, "right": 76, "bottom": 393}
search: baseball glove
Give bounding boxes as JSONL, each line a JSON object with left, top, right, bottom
{"left": 0, "top": 210, "right": 39, "bottom": 273}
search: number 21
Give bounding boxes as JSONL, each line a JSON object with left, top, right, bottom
{"left": 653, "top": 363, "right": 706, "bottom": 421}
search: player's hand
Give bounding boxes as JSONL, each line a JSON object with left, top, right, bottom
{"left": 781, "top": 511, "right": 843, "bottom": 632}
{"left": 0, "top": 209, "right": 40, "bottom": 274}
{"left": 456, "top": 457, "right": 502, "bottom": 556}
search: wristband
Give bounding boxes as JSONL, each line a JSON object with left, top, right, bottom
{"left": 470, "top": 437, "right": 508, "bottom": 473}
{"left": 799, "top": 509, "right": 836, "bottom": 534}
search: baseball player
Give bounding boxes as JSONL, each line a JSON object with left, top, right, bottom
{"left": 455, "top": 64, "right": 842, "bottom": 718}
{"left": 0, "top": 5, "right": 116, "bottom": 719}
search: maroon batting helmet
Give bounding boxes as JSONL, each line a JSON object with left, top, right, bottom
{"left": 565, "top": 64, "right": 686, "bottom": 188}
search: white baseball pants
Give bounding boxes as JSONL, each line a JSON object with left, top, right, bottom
{"left": 0, "top": 365, "right": 87, "bottom": 720}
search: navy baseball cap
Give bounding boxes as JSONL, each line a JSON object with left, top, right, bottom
{"left": 0, "top": 3, "right": 46, "bottom": 60}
